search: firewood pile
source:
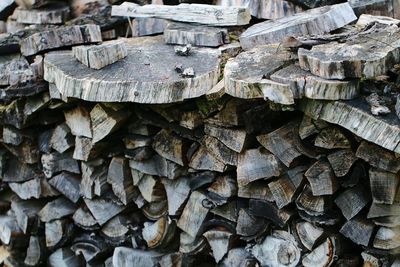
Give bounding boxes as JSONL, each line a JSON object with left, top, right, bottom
{"left": 0, "top": 0, "right": 399, "bottom": 266}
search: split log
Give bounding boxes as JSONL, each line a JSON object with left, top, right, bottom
{"left": 236, "top": 208, "right": 268, "bottom": 239}
{"left": 305, "top": 160, "right": 338, "bottom": 196}
{"left": 130, "top": 154, "right": 186, "bottom": 179}
{"left": 220, "top": 247, "right": 257, "bottom": 267}
{"left": 369, "top": 168, "right": 399, "bottom": 205}
{"left": 207, "top": 175, "right": 237, "bottom": 202}
{"left": 3, "top": 140, "right": 39, "bottom": 164}
{"left": 335, "top": 185, "right": 370, "bottom": 220}
{"left": 373, "top": 226, "right": 400, "bottom": 250}
{"left": 44, "top": 37, "right": 221, "bottom": 104}
{"left": 161, "top": 177, "right": 190, "bottom": 216}
{"left": 0, "top": 215, "right": 23, "bottom": 245}
{"left": 239, "top": 3, "right": 356, "bottom": 50}
{"left": 349, "top": 0, "right": 395, "bottom": 17}
{"left": 327, "top": 149, "right": 358, "bottom": 177}
{"left": 48, "top": 247, "right": 84, "bottom": 267}
{"left": 249, "top": 199, "right": 293, "bottom": 227}
{"left": 252, "top": 230, "right": 301, "bottom": 267}
{"left": 299, "top": 99, "right": 400, "bottom": 154}
{"left": 340, "top": 217, "right": 374, "bottom": 246}
{"left": 111, "top": 2, "right": 251, "bottom": 26}
{"left": 48, "top": 172, "right": 81, "bottom": 203}
{"left": 202, "top": 135, "right": 238, "bottom": 166}
{"left": 269, "top": 171, "right": 304, "bottom": 209}
{"left": 14, "top": 4, "right": 70, "bottom": 25}
{"left": 64, "top": 106, "right": 92, "bottom": 138}
{"left": 143, "top": 199, "right": 168, "bottom": 220}
{"left": 112, "top": 247, "right": 163, "bottom": 267}
{"left": 296, "top": 185, "right": 329, "bottom": 217}
{"left": 11, "top": 198, "right": 44, "bottom": 233}
{"left": 102, "top": 215, "right": 131, "bottom": 245}
{"left": 24, "top": 236, "right": 45, "bottom": 267}
{"left": 20, "top": 24, "right": 101, "bottom": 56}
{"left": 142, "top": 216, "right": 177, "bottom": 249}
{"left": 356, "top": 14, "right": 400, "bottom": 27}
{"left": 203, "top": 228, "right": 233, "bottom": 263}
{"left": 298, "top": 27, "right": 400, "bottom": 79}
{"left": 3, "top": 158, "right": 36, "bottom": 182}
{"left": 41, "top": 152, "right": 80, "bottom": 178}
{"left": 73, "top": 136, "right": 101, "bottom": 161}
{"left": 0, "top": 54, "right": 35, "bottom": 86}
{"left": 314, "top": 127, "right": 351, "bottom": 149}
{"left": 237, "top": 147, "right": 281, "bottom": 186}
{"left": 72, "top": 208, "right": 98, "bottom": 230}
{"left": 356, "top": 141, "right": 400, "bottom": 174}
{"left": 152, "top": 129, "right": 185, "bottom": 166}
{"left": 0, "top": 81, "right": 49, "bottom": 102}
{"left": 38, "top": 197, "right": 76, "bottom": 222}
{"left": 45, "top": 219, "right": 73, "bottom": 249}
{"left": 107, "top": 157, "right": 134, "bottom": 205}
{"left": 50, "top": 123, "right": 74, "bottom": 153}
{"left": 302, "top": 236, "right": 341, "bottom": 267}
{"left": 9, "top": 177, "right": 58, "bottom": 200}
{"left": 211, "top": 201, "right": 239, "bottom": 223}
{"left": 72, "top": 40, "right": 127, "bottom": 69}
{"left": 164, "top": 22, "right": 228, "bottom": 47}
{"left": 84, "top": 197, "right": 125, "bottom": 225}
{"left": 295, "top": 221, "right": 324, "bottom": 251}
{"left": 130, "top": 17, "right": 166, "bottom": 37}
{"left": 189, "top": 145, "right": 227, "bottom": 172}
{"left": 368, "top": 202, "right": 400, "bottom": 219}
{"left": 204, "top": 124, "right": 247, "bottom": 153}
{"left": 80, "top": 160, "right": 107, "bottom": 199}
{"left": 177, "top": 191, "right": 209, "bottom": 237}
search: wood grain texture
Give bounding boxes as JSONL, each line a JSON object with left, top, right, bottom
{"left": 240, "top": 3, "right": 356, "bottom": 50}
{"left": 111, "top": 2, "right": 251, "bottom": 26}
{"left": 14, "top": 4, "right": 70, "bottom": 25}
{"left": 177, "top": 191, "right": 209, "bottom": 237}
{"left": 44, "top": 37, "right": 221, "bottom": 104}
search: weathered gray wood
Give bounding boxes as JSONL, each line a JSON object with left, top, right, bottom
{"left": 349, "top": 0, "right": 395, "bottom": 17}
{"left": 161, "top": 177, "right": 190, "bottom": 216}
{"left": 48, "top": 247, "right": 83, "bottom": 267}
{"left": 11, "top": 198, "right": 44, "bottom": 233}
{"left": 203, "top": 229, "right": 233, "bottom": 263}
{"left": 339, "top": 217, "right": 374, "bottom": 246}
{"left": 299, "top": 27, "right": 400, "bottom": 79}
{"left": 302, "top": 237, "right": 340, "bottom": 267}
{"left": 142, "top": 216, "right": 176, "bottom": 249}
{"left": 50, "top": 123, "right": 74, "bottom": 153}
{"left": 84, "top": 197, "right": 125, "bottom": 225}
{"left": 72, "top": 208, "right": 98, "bottom": 230}
{"left": 204, "top": 124, "right": 247, "bottom": 153}
{"left": 130, "top": 17, "right": 166, "bottom": 37}
{"left": 24, "top": 236, "right": 45, "bottom": 267}
{"left": 44, "top": 37, "right": 220, "bottom": 104}
{"left": 189, "top": 145, "right": 227, "bottom": 172}
{"left": 45, "top": 219, "right": 72, "bottom": 249}
{"left": 14, "top": 4, "right": 70, "bottom": 25}
{"left": 305, "top": 160, "right": 338, "bottom": 196}
{"left": 72, "top": 40, "right": 127, "bottom": 69}
{"left": 112, "top": 2, "right": 251, "bottom": 26}
{"left": 80, "top": 160, "right": 107, "bottom": 199}
{"left": 130, "top": 154, "right": 186, "bottom": 179}
{"left": 202, "top": 135, "right": 238, "bottom": 166}
{"left": 152, "top": 129, "right": 185, "bottom": 166}
{"left": 0, "top": 54, "right": 35, "bottom": 86}
{"left": 295, "top": 221, "right": 324, "bottom": 251}
{"left": 49, "top": 172, "right": 81, "bottom": 203}
{"left": 112, "top": 247, "right": 163, "bottom": 267}
{"left": 269, "top": 172, "right": 304, "bottom": 209}
{"left": 300, "top": 99, "right": 400, "bottom": 154}
{"left": 0, "top": 215, "right": 22, "bottom": 245}
{"left": 334, "top": 185, "right": 370, "bottom": 220}
{"left": 236, "top": 208, "right": 267, "bottom": 238}
{"left": 3, "top": 158, "right": 36, "bottom": 182}
{"left": 249, "top": 199, "right": 294, "bottom": 227}
{"left": 238, "top": 180, "right": 275, "bottom": 201}
{"left": 20, "top": 24, "right": 101, "bottom": 56}
{"left": 64, "top": 106, "right": 92, "bottom": 138}
{"left": 102, "top": 215, "right": 131, "bottom": 244}
{"left": 220, "top": 247, "right": 257, "bottom": 267}
{"left": 239, "top": 3, "right": 356, "bottom": 50}
{"left": 356, "top": 14, "right": 400, "bottom": 27}
{"left": 373, "top": 226, "right": 400, "bottom": 250}
{"left": 41, "top": 152, "right": 80, "bottom": 178}
{"left": 0, "top": 0, "right": 15, "bottom": 20}
{"left": 38, "top": 197, "right": 76, "bottom": 222}
{"left": 296, "top": 185, "right": 328, "bottom": 216}
{"left": 356, "top": 141, "right": 400, "bottom": 174}
{"left": 9, "top": 177, "right": 57, "bottom": 200}
{"left": 314, "top": 127, "right": 351, "bottom": 149}
{"left": 237, "top": 147, "right": 282, "bottom": 186}
{"left": 177, "top": 191, "right": 209, "bottom": 237}
{"left": 369, "top": 168, "right": 399, "bottom": 205}
{"left": 107, "top": 157, "right": 134, "bottom": 205}
{"left": 396, "top": 94, "right": 400, "bottom": 120}
{"left": 164, "top": 22, "right": 228, "bottom": 47}
{"left": 327, "top": 149, "right": 358, "bottom": 177}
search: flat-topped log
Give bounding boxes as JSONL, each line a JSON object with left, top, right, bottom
{"left": 111, "top": 2, "right": 251, "bottom": 26}
{"left": 44, "top": 36, "right": 221, "bottom": 104}
{"left": 300, "top": 99, "right": 400, "bottom": 154}
{"left": 239, "top": 3, "right": 356, "bottom": 50}
{"left": 14, "top": 4, "right": 70, "bottom": 25}
{"left": 298, "top": 28, "right": 400, "bottom": 79}
{"left": 20, "top": 24, "right": 102, "bottom": 56}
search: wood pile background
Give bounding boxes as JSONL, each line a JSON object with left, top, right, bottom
{"left": 0, "top": 0, "right": 399, "bottom": 267}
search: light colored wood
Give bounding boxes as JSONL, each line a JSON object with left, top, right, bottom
{"left": 107, "top": 157, "right": 134, "bottom": 205}
{"left": 41, "top": 152, "right": 80, "bottom": 178}
{"left": 48, "top": 247, "right": 84, "bottom": 267}
{"left": 0, "top": 54, "right": 35, "bottom": 86}
{"left": 189, "top": 145, "right": 227, "bottom": 172}
{"left": 130, "top": 17, "right": 166, "bottom": 37}
{"left": 14, "top": 4, "right": 70, "bottom": 25}
{"left": 72, "top": 40, "right": 127, "bottom": 69}
{"left": 221, "top": 247, "right": 257, "bottom": 267}
{"left": 204, "top": 124, "right": 247, "bottom": 153}
{"left": 300, "top": 99, "right": 400, "bottom": 154}
{"left": 38, "top": 197, "right": 76, "bottom": 223}
{"left": 177, "top": 191, "right": 209, "bottom": 237}
{"left": 20, "top": 24, "right": 102, "bottom": 56}
{"left": 295, "top": 221, "right": 324, "bottom": 251}
{"left": 113, "top": 247, "right": 163, "bottom": 267}
{"left": 44, "top": 37, "right": 221, "bottom": 104}
{"left": 152, "top": 129, "right": 185, "bottom": 166}
{"left": 161, "top": 177, "right": 190, "bottom": 216}
{"left": 327, "top": 149, "right": 358, "bottom": 177}
{"left": 373, "top": 226, "right": 400, "bottom": 250}
{"left": 50, "top": 123, "right": 74, "bottom": 153}
{"left": 203, "top": 229, "right": 232, "bottom": 263}
{"left": 240, "top": 3, "right": 356, "bottom": 50}
{"left": 356, "top": 14, "right": 400, "bottom": 27}
{"left": 84, "top": 197, "right": 125, "bottom": 225}
{"left": 112, "top": 2, "right": 251, "bottom": 26}
{"left": 15, "top": 0, "right": 59, "bottom": 9}
{"left": 349, "top": 0, "right": 394, "bottom": 17}
{"left": 302, "top": 237, "right": 339, "bottom": 267}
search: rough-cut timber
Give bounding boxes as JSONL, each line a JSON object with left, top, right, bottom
{"left": 239, "top": 3, "right": 356, "bottom": 50}
{"left": 130, "top": 17, "right": 166, "bottom": 37}
{"left": 44, "top": 37, "right": 220, "bottom": 104}
{"left": 111, "top": 2, "right": 251, "bottom": 26}
{"left": 298, "top": 28, "right": 400, "bottom": 79}
{"left": 164, "top": 22, "right": 228, "bottom": 47}
{"left": 20, "top": 24, "right": 102, "bottom": 56}
{"left": 349, "top": 0, "right": 395, "bottom": 17}
{"left": 356, "top": 14, "right": 400, "bottom": 27}
{"left": 72, "top": 40, "right": 127, "bottom": 69}
{"left": 14, "top": 4, "right": 70, "bottom": 25}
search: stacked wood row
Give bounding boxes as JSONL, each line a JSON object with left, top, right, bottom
{"left": 0, "top": 0, "right": 399, "bottom": 267}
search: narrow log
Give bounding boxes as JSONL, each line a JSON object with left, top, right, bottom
{"left": 314, "top": 127, "right": 351, "bottom": 149}
{"left": 203, "top": 229, "right": 233, "bottom": 263}
{"left": 38, "top": 197, "right": 76, "bottom": 222}
{"left": 24, "top": 236, "right": 45, "bottom": 267}
{"left": 41, "top": 152, "right": 80, "bottom": 178}
{"left": 49, "top": 172, "right": 81, "bottom": 203}
{"left": 327, "top": 149, "right": 358, "bottom": 177}
{"left": 50, "top": 123, "right": 74, "bottom": 153}
{"left": 356, "top": 14, "right": 400, "bottom": 27}
{"left": 152, "top": 129, "right": 185, "bottom": 166}
{"left": 64, "top": 106, "right": 92, "bottom": 138}
{"left": 305, "top": 160, "right": 338, "bottom": 196}
{"left": 177, "top": 191, "right": 209, "bottom": 237}
{"left": 111, "top": 2, "right": 251, "bottom": 26}
{"left": 84, "top": 197, "right": 125, "bottom": 225}
{"left": 356, "top": 141, "right": 400, "bottom": 174}
{"left": 45, "top": 219, "right": 73, "bottom": 249}
{"left": 11, "top": 198, "right": 44, "bottom": 233}
{"left": 0, "top": 54, "right": 35, "bottom": 86}
{"left": 161, "top": 177, "right": 191, "bottom": 216}
{"left": 335, "top": 185, "right": 370, "bottom": 220}
{"left": 369, "top": 168, "right": 399, "bottom": 204}
{"left": 14, "top": 4, "right": 70, "bottom": 25}
{"left": 340, "top": 217, "right": 374, "bottom": 246}
{"left": 107, "top": 157, "right": 134, "bottom": 205}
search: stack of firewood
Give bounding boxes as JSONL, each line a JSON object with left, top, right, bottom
{"left": 0, "top": 0, "right": 399, "bottom": 267}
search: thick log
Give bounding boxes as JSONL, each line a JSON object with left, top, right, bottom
{"left": 50, "top": 123, "right": 74, "bottom": 153}
{"left": 48, "top": 172, "right": 81, "bottom": 203}
{"left": 48, "top": 247, "right": 84, "bottom": 267}
{"left": 130, "top": 17, "right": 166, "bottom": 37}
{"left": 64, "top": 106, "right": 92, "bottom": 138}
{"left": 38, "top": 197, "right": 76, "bottom": 222}
{"left": 239, "top": 3, "right": 356, "bottom": 50}
{"left": 356, "top": 141, "right": 400, "bottom": 174}
{"left": 305, "top": 160, "right": 338, "bottom": 196}
{"left": 130, "top": 154, "right": 186, "bottom": 179}
{"left": 203, "top": 229, "right": 233, "bottom": 263}
{"left": 340, "top": 217, "right": 374, "bottom": 246}
{"left": 177, "top": 191, "right": 209, "bottom": 237}
{"left": 373, "top": 226, "right": 400, "bottom": 250}
{"left": 72, "top": 40, "right": 127, "bottom": 69}
{"left": 41, "top": 152, "right": 80, "bottom": 178}
{"left": 369, "top": 168, "right": 399, "bottom": 205}
{"left": 327, "top": 149, "right": 358, "bottom": 177}
{"left": 295, "top": 221, "right": 324, "bottom": 251}
{"left": 44, "top": 37, "right": 221, "bottom": 104}
{"left": 252, "top": 230, "right": 301, "bottom": 267}
{"left": 84, "top": 197, "right": 125, "bottom": 225}
{"left": 335, "top": 185, "right": 370, "bottom": 220}
{"left": 112, "top": 247, "right": 163, "bottom": 267}
{"left": 237, "top": 147, "right": 281, "bottom": 186}
{"left": 298, "top": 27, "right": 400, "bottom": 79}
{"left": 20, "top": 24, "right": 102, "bottom": 56}
{"left": 152, "top": 129, "right": 185, "bottom": 166}
{"left": 204, "top": 124, "right": 247, "bottom": 153}
{"left": 14, "top": 4, "right": 70, "bottom": 25}
{"left": 107, "top": 157, "right": 134, "bottom": 205}
{"left": 161, "top": 177, "right": 190, "bottom": 216}
{"left": 24, "top": 236, "right": 45, "bottom": 267}
{"left": 111, "top": 2, "right": 251, "bottom": 26}
{"left": 314, "top": 127, "right": 351, "bottom": 149}
{"left": 299, "top": 99, "right": 400, "bottom": 154}
{"left": 164, "top": 22, "right": 228, "bottom": 47}
{"left": 302, "top": 236, "right": 340, "bottom": 267}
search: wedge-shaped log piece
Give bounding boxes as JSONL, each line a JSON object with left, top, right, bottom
{"left": 314, "top": 127, "right": 351, "bottom": 149}
{"left": 305, "top": 160, "right": 338, "bottom": 196}
{"left": 252, "top": 230, "right": 301, "bottom": 267}
{"left": 112, "top": 247, "right": 163, "bottom": 267}
{"left": 340, "top": 217, "right": 374, "bottom": 246}
{"left": 373, "top": 226, "right": 400, "bottom": 250}
{"left": 81, "top": 160, "right": 107, "bottom": 199}
{"left": 177, "top": 191, "right": 209, "bottom": 237}
{"left": 3, "top": 140, "right": 39, "bottom": 164}
{"left": 48, "top": 247, "right": 83, "bottom": 267}
{"left": 50, "top": 123, "right": 74, "bottom": 153}
{"left": 189, "top": 145, "right": 227, "bottom": 172}
{"left": 72, "top": 40, "right": 127, "bottom": 70}
{"left": 41, "top": 152, "right": 80, "bottom": 178}
{"left": 11, "top": 198, "right": 44, "bottom": 233}
{"left": 369, "top": 168, "right": 399, "bottom": 205}
{"left": 44, "top": 37, "right": 220, "bottom": 104}
{"left": 368, "top": 202, "right": 400, "bottom": 219}
{"left": 20, "top": 24, "right": 102, "bottom": 56}
{"left": 142, "top": 216, "right": 176, "bottom": 249}
{"left": 45, "top": 219, "right": 73, "bottom": 249}
{"left": 152, "top": 129, "right": 185, "bottom": 166}
{"left": 202, "top": 135, "right": 238, "bottom": 166}
{"left": 73, "top": 208, "right": 98, "bottom": 231}
{"left": 64, "top": 106, "right": 92, "bottom": 138}
{"left": 223, "top": 45, "right": 295, "bottom": 104}
{"left": 49, "top": 172, "right": 81, "bottom": 203}
{"left": 327, "top": 149, "right": 358, "bottom": 177}
{"left": 39, "top": 197, "right": 76, "bottom": 222}
{"left": 236, "top": 208, "right": 268, "bottom": 238}
{"left": 240, "top": 3, "right": 356, "bottom": 50}
{"left": 237, "top": 147, "right": 281, "bottom": 186}
{"left": 249, "top": 199, "right": 293, "bottom": 227}
{"left": 269, "top": 173, "right": 304, "bottom": 209}
{"left": 204, "top": 124, "right": 247, "bottom": 153}
{"left": 9, "top": 177, "right": 58, "bottom": 200}
{"left": 0, "top": 54, "right": 35, "bottom": 86}
{"left": 107, "top": 157, "right": 134, "bottom": 205}
{"left": 102, "top": 215, "right": 130, "bottom": 245}
{"left": 302, "top": 236, "right": 340, "bottom": 267}
{"left": 0, "top": 215, "right": 23, "bottom": 246}
{"left": 0, "top": 0, "right": 15, "bottom": 20}
{"left": 357, "top": 141, "right": 400, "bottom": 174}
{"left": 164, "top": 22, "right": 228, "bottom": 47}
{"left": 295, "top": 221, "right": 324, "bottom": 251}
{"left": 14, "top": 4, "right": 70, "bottom": 25}
{"left": 111, "top": 2, "right": 250, "bottom": 26}
{"left": 335, "top": 185, "right": 370, "bottom": 220}
{"left": 130, "top": 154, "right": 186, "bottom": 179}
{"left": 238, "top": 180, "right": 275, "bottom": 201}
{"left": 130, "top": 17, "right": 167, "bottom": 37}
{"left": 24, "top": 236, "right": 45, "bottom": 267}
{"left": 203, "top": 229, "right": 233, "bottom": 263}
{"left": 298, "top": 27, "right": 400, "bottom": 79}
{"left": 300, "top": 99, "right": 400, "bottom": 154}
{"left": 162, "top": 177, "right": 190, "bottom": 216}
{"left": 3, "top": 158, "right": 36, "bottom": 182}
{"left": 208, "top": 175, "right": 237, "bottom": 200}
{"left": 211, "top": 201, "right": 239, "bottom": 223}
{"left": 84, "top": 197, "right": 125, "bottom": 226}
{"left": 296, "top": 185, "right": 329, "bottom": 216}
{"left": 137, "top": 174, "right": 165, "bottom": 203}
